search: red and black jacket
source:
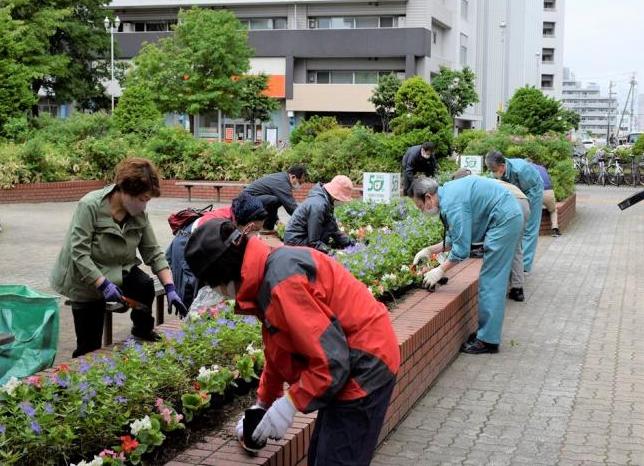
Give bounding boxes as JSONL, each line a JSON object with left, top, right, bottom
{"left": 236, "top": 237, "right": 400, "bottom": 413}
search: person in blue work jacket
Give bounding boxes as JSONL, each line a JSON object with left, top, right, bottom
{"left": 411, "top": 176, "right": 523, "bottom": 354}
{"left": 485, "top": 151, "right": 544, "bottom": 273}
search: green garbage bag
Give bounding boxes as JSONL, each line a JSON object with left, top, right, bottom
{"left": 0, "top": 285, "right": 59, "bottom": 384}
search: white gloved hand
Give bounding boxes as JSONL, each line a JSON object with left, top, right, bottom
{"left": 422, "top": 266, "right": 445, "bottom": 289}
{"left": 235, "top": 415, "right": 244, "bottom": 441}
{"left": 252, "top": 395, "right": 297, "bottom": 443}
{"left": 413, "top": 247, "right": 431, "bottom": 266}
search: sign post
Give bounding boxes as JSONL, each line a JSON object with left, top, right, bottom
{"left": 459, "top": 155, "right": 484, "bottom": 175}
{"left": 363, "top": 173, "right": 401, "bottom": 203}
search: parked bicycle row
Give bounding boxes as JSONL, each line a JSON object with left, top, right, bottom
{"left": 573, "top": 149, "right": 644, "bottom": 186}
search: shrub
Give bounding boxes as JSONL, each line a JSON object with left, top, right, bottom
{"left": 453, "top": 129, "right": 486, "bottom": 154}
{"left": 0, "top": 144, "right": 30, "bottom": 188}
{"left": 289, "top": 115, "right": 339, "bottom": 145}
{"left": 145, "top": 126, "right": 211, "bottom": 179}
{"left": 113, "top": 85, "right": 163, "bottom": 135}
{"left": 550, "top": 159, "right": 576, "bottom": 200}
{"left": 19, "top": 139, "right": 70, "bottom": 182}
{"left": 632, "top": 136, "right": 644, "bottom": 156}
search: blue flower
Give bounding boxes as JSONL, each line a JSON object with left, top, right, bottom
{"left": 19, "top": 402, "right": 36, "bottom": 418}
{"left": 102, "top": 375, "right": 114, "bottom": 386}
{"left": 211, "top": 338, "right": 220, "bottom": 348}
{"left": 44, "top": 403, "right": 54, "bottom": 414}
{"left": 155, "top": 350, "right": 165, "bottom": 358}
{"left": 114, "top": 372, "right": 126, "bottom": 387}
{"left": 31, "top": 421, "right": 41, "bottom": 435}
{"left": 82, "top": 389, "right": 97, "bottom": 402}
{"left": 226, "top": 321, "right": 237, "bottom": 329}
{"left": 79, "top": 361, "right": 91, "bottom": 374}
{"left": 205, "top": 327, "right": 219, "bottom": 335}
{"left": 0, "top": 424, "right": 5, "bottom": 434}
{"left": 243, "top": 316, "right": 256, "bottom": 325}
{"left": 78, "top": 381, "right": 90, "bottom": 392}
{"left": 51, "top": 375, "right": 68, "bottom": 389}
{"left": 115, "top": 396, "right": 127, "bottom": 404}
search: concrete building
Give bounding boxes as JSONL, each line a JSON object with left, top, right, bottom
{"left": 561, "top": 68, "right": 627, "bottom": 140}
{"left": 475, "top": 0, "right": 565, "bottom": 130}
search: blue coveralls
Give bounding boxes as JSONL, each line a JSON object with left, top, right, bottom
{"left": 501, "top": 158, "right": 544, "bottom": 273}
{"left": 439, "top": 177, "right": 523, "bottom": 345}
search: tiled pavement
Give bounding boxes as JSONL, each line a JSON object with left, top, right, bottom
{"left": 373, "top": 185, "right": 644, "bottom": 465}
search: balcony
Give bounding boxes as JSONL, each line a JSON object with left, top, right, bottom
{"left": 286, "top": 84, "right": 376, "bottom": 112}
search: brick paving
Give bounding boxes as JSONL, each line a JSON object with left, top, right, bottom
{"left": 373, "top": 185, "right": 644, "bottom": 465}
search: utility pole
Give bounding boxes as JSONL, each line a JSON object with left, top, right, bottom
{"left": 630, "top": 74, "right": 637, "bottom": 132}
{"left": 617, "top": 74, "right": 636, "bottom": 140}
{"left": 607, "top": 80, "right": 615, "bottom": 145}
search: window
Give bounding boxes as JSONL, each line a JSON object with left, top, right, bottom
{"left": 307, "top": 70, "right": 405, "bottom": 84}
{"left": 309, "top": 16, "right": 401, "bottom": 29}
{"left": 354, "top": 71, "right": 379, "bottom": 84}
{"left": 541, "top": 74, "right": 554, "bottom": 89}
{"left": 239, "top": 17, "right": 288, "bottom": 30}
{"left": 543, "top": 21, "right": 555, "bottom": 37}
{"left": 331, "top": 71, "right": 353, "bottom": 84}
{"left": 544, "top": 0, "right": 556, "bottom": 10}
{"left": 119, "top": 20, "right": 176, "bottom": 32}
{"left": 459, "top": 33, "right": 468, "bottom": 65}
{"left": 461, "top": 0, "right": 469, "bottom": 20}
{"left": 355, "top": 16, "right": 378, "bottom": 28}
{"left": 145, "top": 22, "right": 167, "bottom": 32}
{"left": 542, "top": 48, "right": 554, "bottom": 63}
{"left": 432, "top": 31, "right": 437, "bottom": 44}
{"left": 379, "top": 16, "right": 395, "bottom": 27}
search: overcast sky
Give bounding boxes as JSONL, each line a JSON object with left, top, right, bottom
{"left": 564, "top": 0, "right": 642, "bottom": 104}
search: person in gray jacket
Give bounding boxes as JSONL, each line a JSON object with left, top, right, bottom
{"left": 244, "top": 165, "right": 307, "bottom": 232}
{"left": 284, "top": 175, "right": 356, "bottom": 254}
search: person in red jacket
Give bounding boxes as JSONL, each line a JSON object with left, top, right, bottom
{"left": 184, "top": 219, "right": 400, "bottom": 466}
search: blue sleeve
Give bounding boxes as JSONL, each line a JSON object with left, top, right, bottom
{"left": 446, "top": 205, "right": 472, "bottom": 262}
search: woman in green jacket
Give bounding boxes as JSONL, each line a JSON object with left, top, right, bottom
{"left": 51, "top": 158, "right": 186, "bottom": 357}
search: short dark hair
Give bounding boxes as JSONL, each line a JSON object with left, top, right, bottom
{"left": 114, "top": 157, "right": 161, "bottom": 197}
{"left": 485, "top": 151, "right": 506, "bottom": 170}
{"left": 421, "top": 142, "right": 435, "bottom": 153}
{"left": 288, "top": 164, "right": 307, "bottom": 180}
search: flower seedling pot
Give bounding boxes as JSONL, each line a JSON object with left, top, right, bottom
{"left": 242, "top": 407, "right": 267, "bottom": 452}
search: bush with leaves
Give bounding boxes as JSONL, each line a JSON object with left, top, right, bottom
{"left": 453, "top": 129, "right": 487, "bottom": 154}
{"left": 289, "top": 115, "right": 339, "bottom": 145}
{"left": 500, "top": 86, "right": 576, "bottom": 135}
{"left": 113, "top": 85, "right": 163, "bottom": 136}
{"left": 632, "top": 136, "right": 644, "bottom": 157}
{"left": 369, "top": 73, "right": 402, "bottom": 132}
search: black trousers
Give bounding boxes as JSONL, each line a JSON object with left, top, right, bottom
{"left": 308, "top": 379, "right": 395, "bottom": 466}
{"left": 71, "top": 266, "right": 155, "bottom": 358}
{"left": 255, "top": 194, "right": 281, "bottom": 230}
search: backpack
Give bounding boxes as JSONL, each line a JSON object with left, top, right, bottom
{"left": 167, "top": 204, "right": 213, "bottom": 235}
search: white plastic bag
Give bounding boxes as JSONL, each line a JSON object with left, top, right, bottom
{"left": 189, "top": 286, "right": 225, "bottom": 312}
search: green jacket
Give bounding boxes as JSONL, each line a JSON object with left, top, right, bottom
{"left": 50, "top": 185, "right": 169, "bottom": 302}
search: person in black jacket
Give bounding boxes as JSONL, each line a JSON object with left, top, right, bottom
{"left": 283, "top": 175, "right": 355, "bottom": 254}
{"left": 402, "top": 141, "right": 437, "bottom": 197}
{"left": 244, "top": 165, "right": 307, "bottom": 232}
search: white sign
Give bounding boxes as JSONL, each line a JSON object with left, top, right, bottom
{"left": 362, "top": 173, "right": 401, "bottom": 204}
{"left": 460, "top": 155, "right": 484, "bottom": 175}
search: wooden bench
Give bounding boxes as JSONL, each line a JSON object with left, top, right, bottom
{"left": 175, "top": 181, "right": 247, "bottom": 203}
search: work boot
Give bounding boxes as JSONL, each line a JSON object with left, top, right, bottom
{"left": 508, "top": 287, "right": 525, "bottom": 302}
{"left": 131, "top": 329, "right": 162, "bottom": 342}
{"left": 460, "top": 339, "right": 499, "bottom": 354}
{"left": 551, "top": 228, "right": 561, "bottom": 237}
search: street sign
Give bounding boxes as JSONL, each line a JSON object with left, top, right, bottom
{"left": 363, "top": 173, "right": 401, "bottom": 203}
{"left": 460, "top": 155, "right": 484, "bottom": 175}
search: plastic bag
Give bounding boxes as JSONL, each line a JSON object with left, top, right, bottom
{"left": 189, "top": 286, "right": 226, "bottom": 312}
{"left": 0, "top": 285, "right": 59, "bottom": 384}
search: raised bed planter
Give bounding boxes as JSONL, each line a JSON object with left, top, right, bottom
{"left": 165, "top": 259, "right": 481, "bottom": 466}
{"left": 539, "top": 193, "right": 576, "bottom": 235}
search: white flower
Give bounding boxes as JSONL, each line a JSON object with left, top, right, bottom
{"left": 366, "top": 225, "right": 374, "bottom": 233}
{"left": 197, "top": 365, "right": 220, "bottom": 382}
{"left": 246, "top": 343, "right": 262, "bottom": 356}
{"left": 339, "top": 226, "right": 346, "bottom": 233}
{"left": 400, "top": 265, "right": 410, "bottom": 273}
{"left": 130, "top": 415, "right": 152, "bottom": 436}
{"left": 367, "top": 287, "right": 374, "bottom": 296}
{"left": 72, "top": 456, "right": 103, "bottom": 466}
{"left": 383, "top": 273, "right": 397, "bottom": 282}
{"left": 187, "top": 311, "right": 201, "bottom": 322}
{"left": 1, "top": 377, "right": 21, "bottom": 397}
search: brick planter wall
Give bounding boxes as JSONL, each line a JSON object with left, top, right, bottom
{"left": 539, "top": 193, "right": 576, "bottom": 235}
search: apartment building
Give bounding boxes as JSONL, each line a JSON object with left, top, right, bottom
{"left": 561, "top": 68, "right": 626, "bottom": 140}
{"left": 108, "top": 0, "right": 481, "bottom": 142}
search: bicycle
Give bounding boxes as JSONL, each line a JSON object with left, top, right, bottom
{"left": 607, "top": 156, "right": 625, "bottom": 186}
{"left": 591, "top": 150, "right": 608, "bottom": 186}
{"left": 573, "top": 154, "right": 592, "bottom": 185}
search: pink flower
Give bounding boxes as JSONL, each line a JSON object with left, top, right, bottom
{"left": 26, "top": 376, "right": 42, "bottom": 388}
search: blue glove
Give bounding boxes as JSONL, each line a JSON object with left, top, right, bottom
{"left": 164, "top": 283, "right": 188, "bottom": 317}
{"left": 97, "top": 279, "right": 123, "bottom": 303}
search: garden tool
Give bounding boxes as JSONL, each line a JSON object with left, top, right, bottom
{"left": 111, "top": 296, "right": 151, "bottom": 314}
{"left": 618, "top": 190, "right": 644, "bottom": 210}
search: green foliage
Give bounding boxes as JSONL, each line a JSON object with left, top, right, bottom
{"left": 390, "top": 76, "right": 453, "bottom": 157}
{"left": 632, "top": 135, "right": 644, "bottom": 156}
{"left": 430, "top": 66, "right": 479, "bottom": 119}
{"left": 127, "top": 8, "right": 253, "bottom": 116}
{"left": 549, "top": 158, "right": 576, "bottom": 200}
{"left": 146, "top": 126, "right": 211, "bottom": 179}
{"left": 453, "top": 129, "right": 486, "bottom": 154}
{"left": 0, "top": 144, "right": 30, "bottom": 188}
{"left": 369, "top": 73, "right": 402, "bottom": 132}
{"left": 113, "top": 85, "right": 163, "bottom": 135}
{"left": 237, "top": 74, "right": 280, "bottom": 141}
{"left": 500, "top": 86, "right": 575, "bottom": 135}
{"left": 289, "top": 115, "right": 339, "bottom": 145}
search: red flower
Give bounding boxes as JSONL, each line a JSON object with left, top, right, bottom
{"left": 192, "top": 381, "right": 201, "bottom": 391}
{"left": 198, "top": 390, "right": 209, "bottom": 401}
{"left": 55, "top": 364, "right": 70, "bottom": 374}
{"left": 182, "top": 74, "right": 190, "bottom": 81}
{"left": 120, "top": 435, "right": 139, "bottom": 454}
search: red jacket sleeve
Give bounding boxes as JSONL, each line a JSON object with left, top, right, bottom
{"left": 267, "top": 277, "right": 351, "bottom": 413}
{"left": 256, "top": 346, "right": 285, "bottom": 406}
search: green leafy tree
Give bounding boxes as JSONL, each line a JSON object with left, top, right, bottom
{"left": 127, "top": 8, "right": 253, "bottom": 121}
{"left": 389, "top": 76, "right": 453, "bottom": 157}
{"left": 500, "top": 86, "right": 575, "bottom": 135}
{"left": 289, "top": 116, "right": 339, "bottom": 145}
{"left": 632, "top": 135, "right": 644, "bottom": 156}
{"left": 113, "top": 85, "right": 163, "bottom": 135}
{"left": 369, "top": 73, "right": 402, "bottom": 132}
{"left": 7, "top": 0, "right": 113, "bottom": 114}
{"left": 430, "top": 66, "right": 479, "bottom": 121}
{"left": 238, "top": 74, "right": 279, "bottom": 142}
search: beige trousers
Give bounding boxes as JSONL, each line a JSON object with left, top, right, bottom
{"left": 543, "top": 189, "right": 558, "bottom": 229}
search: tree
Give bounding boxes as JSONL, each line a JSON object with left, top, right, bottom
{"left": 113, "top": 85, "right": 163, "bottom": 135}
{"left": 7, "top": 0, "right": 113, "bottom": 115}
{"left": 127, "top": 8, "right": 253, "bottom": 122}
{"left": 389, "top": 76, "right": 453, "bottom": 157}
{"left": 238, "top": 74, "right": 279, "bottom": 142}
{"left": 0, "top": 7, "right": 37, "bottom": 138}
{"left": 430, "top": 66, "right": 479, "bottom": 121}
{"left": 369, "top": 73, "right": 402, "bottom": 132}
{"left": 500, "top": 86, "right": 575, "bottom": 135}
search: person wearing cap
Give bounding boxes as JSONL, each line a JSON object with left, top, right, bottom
{"left": 243, "top": 165, "right": 307, "bottom": 233}
{"left": 410, "top": 176, "right": 523, "bottom": 354}
{"left": 283, "top": 175, "right": 356, "bottom": 254}
{"left": 51, "top": 158, "right": 187, "bottom": 357}
{"left": 485, "top": 151, "right": 544, "bottom": 273}
{"left": 530, "top": 162, "right": 560, "bottom": 237}
{"left": 165, "top": 192, "right": 268, "bottom": 308}
{"left": 184, "top": 219, "right": 400, "bottom": 465}
{"left": 451, "top": 168, "right": 530, "bottom": 302}
{"left": 402, "top": 141, "right": 437, "bottom": 197}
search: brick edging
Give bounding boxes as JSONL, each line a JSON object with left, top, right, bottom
{"left": 539, "top": 193, "right": 576, "bottom": 234}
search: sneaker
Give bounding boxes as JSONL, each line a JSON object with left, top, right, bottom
{"left": 131, "top": 329, "right": 162, "bottom": 342}
{"left": 460, "top": 338, "right": 499, "bottom": 354}
{"left": 551, "top": 228, "right": 561, "bottom": 237}
{"left": 508, "top": 287, "right": 525, "bottom": 302}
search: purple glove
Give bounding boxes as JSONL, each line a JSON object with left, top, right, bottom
{"left": 97, "top": 279, "right": 123, "bottom": 303}
{"left": 164, "top": 284, "right": 188, "bottom": 318}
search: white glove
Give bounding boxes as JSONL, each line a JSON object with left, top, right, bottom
{"left": 422, "top": 266, "right": 445, "bottom": 289}
{"left": 252, "top": 395, "right": 297, "bottom": 443}
{"left": 413, "top": 247, "right": 431, "bottom": 266}
{"left": 235, "top": 415, "right": 244, "bottom": 441}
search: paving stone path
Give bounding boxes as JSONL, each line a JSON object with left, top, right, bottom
{"left": 373, "top": 185, "right": 644, "bottom": 465}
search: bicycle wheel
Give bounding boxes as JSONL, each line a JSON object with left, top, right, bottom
{"left": 608, "top": 166, "right": 622, "bottom": 186}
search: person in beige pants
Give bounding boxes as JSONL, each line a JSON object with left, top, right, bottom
{"left": 530, "top": 162, "right": 560, "bottom": 237}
